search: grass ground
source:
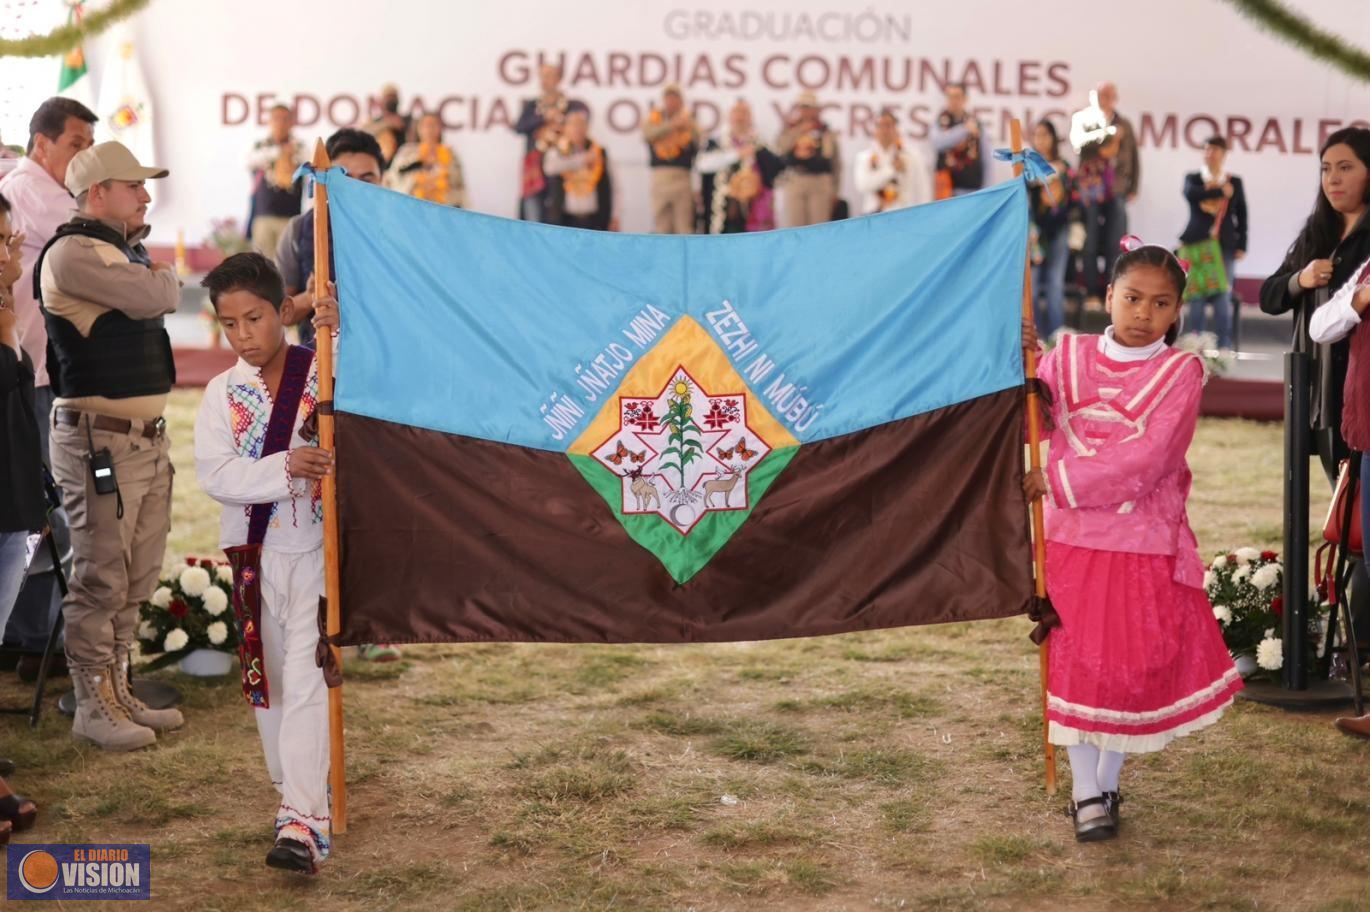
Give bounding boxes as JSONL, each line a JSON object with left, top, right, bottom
{"left": 0, "top": 391, "right": 1364, "bottom": 911}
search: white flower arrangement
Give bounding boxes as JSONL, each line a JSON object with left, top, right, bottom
{"left": 138, "top": 557, "right": 239, "bottom": 672}
{"left": 1205, "top": 548, "right": 1315, "bottom": 678}
{"left": 179, "top": 565, "right": 212, "bottom": 597}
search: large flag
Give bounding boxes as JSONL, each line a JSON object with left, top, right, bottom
{"left": 56, "top": 1, "right": 95, "bottom": 109}
{"left": 94, "top": 25, "right": 156, "bottom": 185}
{"left": 317, "top": 171, "right": 1035, "bottom": 644}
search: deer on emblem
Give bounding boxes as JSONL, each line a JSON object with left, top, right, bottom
{"left": 625, "top": 466, "right": 660, "bottom": 512}
{"left": 702, "top": 467, "right": 743, "bottom": 508}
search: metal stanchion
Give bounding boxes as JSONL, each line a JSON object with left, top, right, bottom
{"left": 1282, "top": 351, "right": 1310, "bottom": 691}
{"left": 1244, "top": 350, "right": 1354, "bottom": 707}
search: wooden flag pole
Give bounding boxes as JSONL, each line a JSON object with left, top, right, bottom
{"left": 1009, "top": 118, "right": 1057, "bottom": 797}
{"left": 312, "top": 140, "right": 348, "bottom": 832}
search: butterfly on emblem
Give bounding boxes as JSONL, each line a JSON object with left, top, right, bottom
{"left": 720, "top": 437, "right": 756, "bottom": 461}
{"left": 605, "top": 440, "right": 646, "bottom": 465}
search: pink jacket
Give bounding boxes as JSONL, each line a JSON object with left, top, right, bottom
{"left": 1037, "top": 334, "right": 1206, "bottom": 588}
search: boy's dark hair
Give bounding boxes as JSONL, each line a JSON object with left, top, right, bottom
{"left": 0, "top": 190, "right": 10, "bottom": 215}
{"left": 325, "top": 127, "right": 383, "bottom": 168}
{"left": 27, "top": 96, "right": 98, "bottom": 154}
{"left": 201, "top": 252, "right": 286, "bottom": 310}
{"left": 1204, "top": 135, "right": 1228, "bottom": 151}
{"left": 1111, "top": 245, "right": 1187, "bottom": 345}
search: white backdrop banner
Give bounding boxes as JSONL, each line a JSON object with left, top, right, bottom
{"left": 3, "top": 0, "right": 1369, "bottom": 277}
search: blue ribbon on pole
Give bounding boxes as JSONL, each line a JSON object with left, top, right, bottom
{"left": 291, "top": 163, "right": 349, "bottom": 198}
{"left": 993, "top": 147, "right": 1056, "bottom": 184}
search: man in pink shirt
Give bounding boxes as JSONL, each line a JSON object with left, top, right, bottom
{"left": 0, "top": 97, "right": 98, "bottom": 451}
{"left": 0, "top": 98, "right": 96, "bottom": 679}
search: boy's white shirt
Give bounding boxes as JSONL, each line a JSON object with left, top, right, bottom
{"left": 194, "top": 355, "right": 322, "bottom": 554}
{"left": 1308, "top": 252, "right": 1370, "bottom": 345}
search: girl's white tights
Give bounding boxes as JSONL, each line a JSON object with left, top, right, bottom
{"left": 1066, "top": 744, "right": 1127, "bottom": 802}
{"left": 1097, "top": 747, "right": 1126, "bottom": 793}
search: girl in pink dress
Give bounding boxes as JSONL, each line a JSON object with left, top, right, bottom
{"left": 1024, "top": 239, "right": 1243, "bottom": 842}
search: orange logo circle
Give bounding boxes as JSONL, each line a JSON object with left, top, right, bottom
{"left": 19, "top": 850, "right": 60, "bottom": 893}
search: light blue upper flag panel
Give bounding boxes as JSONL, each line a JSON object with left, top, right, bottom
{"left": 320, "top": 172, "right": 1027, "bottom": 452}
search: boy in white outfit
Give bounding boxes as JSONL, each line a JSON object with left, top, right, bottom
{"left": 194, "top": 252, "right": 338, "bottom": 873}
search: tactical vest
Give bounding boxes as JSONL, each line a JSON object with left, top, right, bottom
{"left": 34, "top": 218, "right": 176, "bottom": 399}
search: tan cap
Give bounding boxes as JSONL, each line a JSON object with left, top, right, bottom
{"left": 66, "top": 141, "right": 168, "bottom": 196}
{"left": 795, "top": 91, "right": 819, "bottom": 108}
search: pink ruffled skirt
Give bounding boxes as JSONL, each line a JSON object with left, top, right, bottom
{"left": 1045, "top": 542, "right": 1243, "bottom": 753}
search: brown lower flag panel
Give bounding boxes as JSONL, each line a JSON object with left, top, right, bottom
{"left": 334, "top": 386, "right": 1032, "bottom": 644}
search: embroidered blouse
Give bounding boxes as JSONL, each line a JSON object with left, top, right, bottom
{"left": 194, "top": 356, "right": 323, "bottom": 553}
{"left": 1037, "top": 333, "right": 1207, "bottom": 587}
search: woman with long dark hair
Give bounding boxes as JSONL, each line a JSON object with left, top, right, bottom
{"left": 1262, "top": 127, "right": 1370, "bottom": 461}
{"left": 1260, "top": 126, "right": 1370, "bottom": 736}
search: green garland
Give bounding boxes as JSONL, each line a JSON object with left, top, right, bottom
{"left": 0, "top": 0, "right": 152, "bottom": 59}
{"left": 1223, "top": 0, "right": 1370, "bottom": 82}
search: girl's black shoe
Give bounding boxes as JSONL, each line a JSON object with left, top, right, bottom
{"left": 1068, "top": 795, "right": 1118, "bottom": 842}
{"left": 1103, "top": 790, "right": 1123, "bottom": 828}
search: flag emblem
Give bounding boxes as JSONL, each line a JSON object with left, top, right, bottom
{"left": 567, "top": 316, "right": 798, "bottom": 580}
{"left": 590, "top": 366, "right": 773, "bottom": 532}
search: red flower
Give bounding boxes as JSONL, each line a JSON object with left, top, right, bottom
{"left": 185, "top": 557, "right": 198, "bottom": 567}
{"left": 1227, "top": 553, "right": 1238, "bottom": 563}
{"left": 1261, "top": 550, "right": 1279, "bottom": 561}
{"left": 168, "top": 599, "right": 189, "bottom": 619}
{"left": 1271, "top": 596, "right": 1284, "bottom": 617}
{"left": 200, "top": 559, "right": 215, "bottom": 571}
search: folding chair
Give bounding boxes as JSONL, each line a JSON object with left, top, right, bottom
{"left": 0, "top": 513, "right": 70, "bottom": 729}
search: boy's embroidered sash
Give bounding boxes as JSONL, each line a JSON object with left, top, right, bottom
{"left": 224, "top": 345, "right": 315, "bottom": 708}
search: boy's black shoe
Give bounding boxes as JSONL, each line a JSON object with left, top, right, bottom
{"left": 265, "top": 837, "right": 316, "bottom": 875}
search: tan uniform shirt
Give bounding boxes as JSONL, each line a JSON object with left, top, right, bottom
{"left": 39, "top": 218, "right": 180, "bottom": 421}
